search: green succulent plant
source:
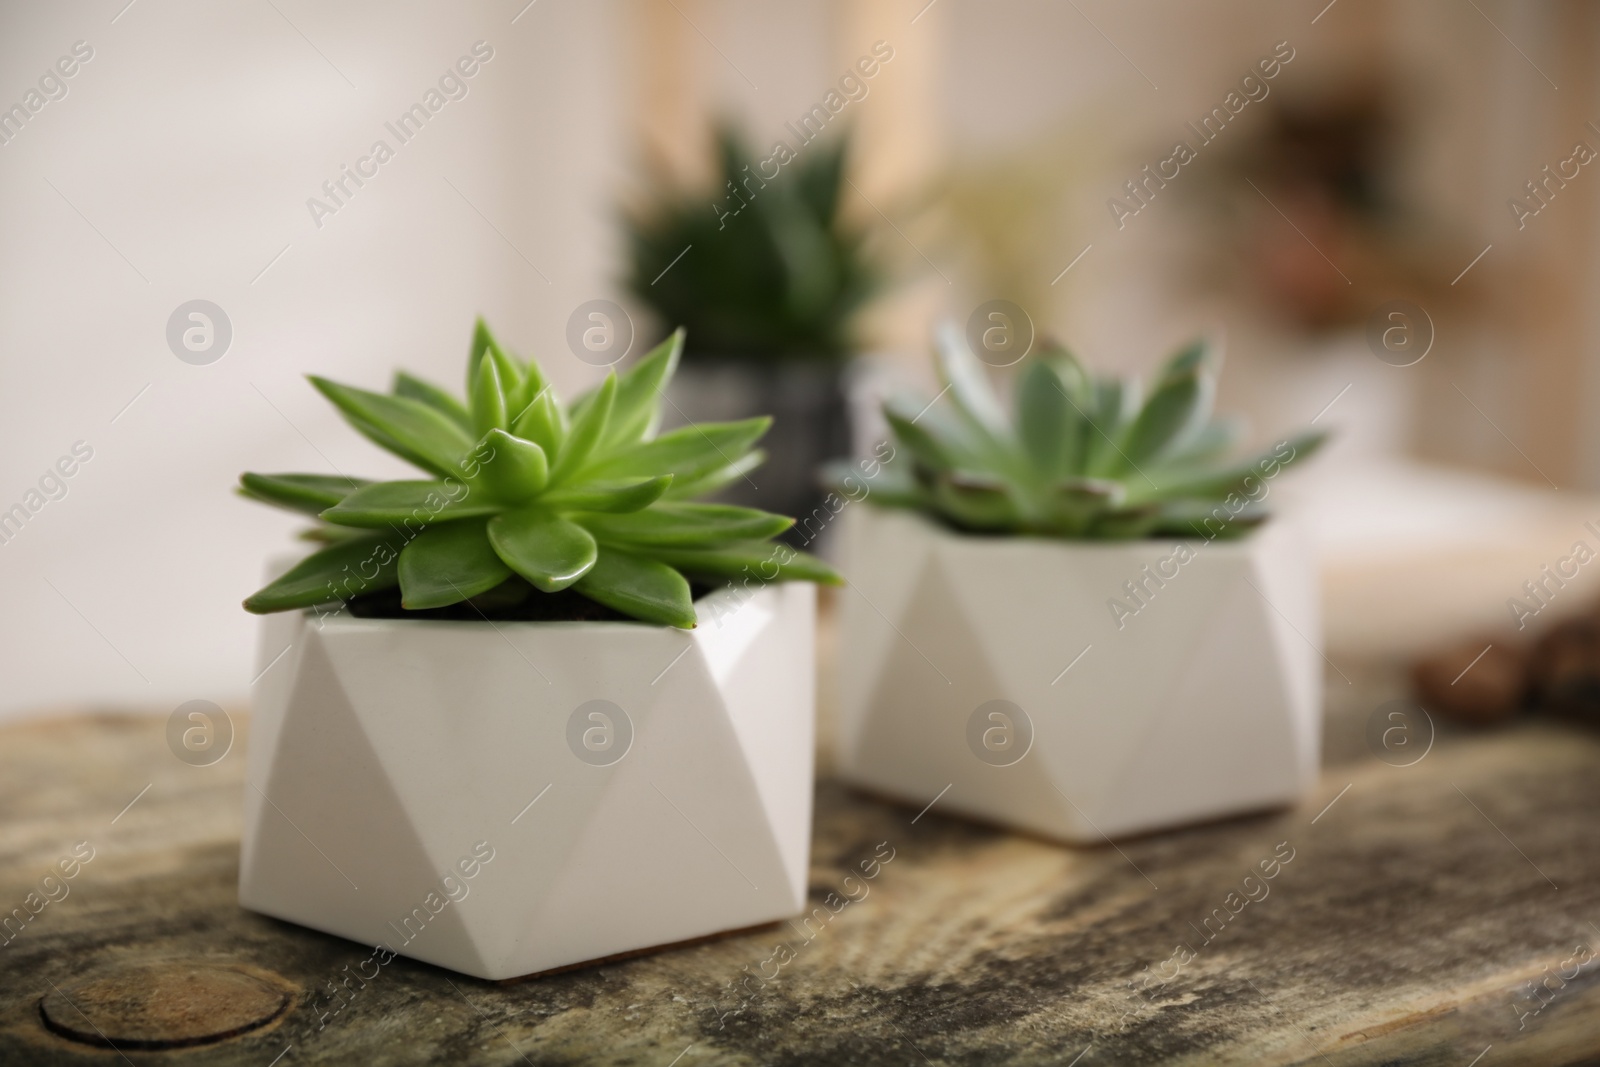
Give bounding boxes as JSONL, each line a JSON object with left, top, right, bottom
{"left": 836, "top": 325, "right": 1327, "bottom": 540}
{"left": 240, "top": 320, "right": 840, "bottom": 628}
{"left": 624, "top": 123, "right": 881, "bottom": 361}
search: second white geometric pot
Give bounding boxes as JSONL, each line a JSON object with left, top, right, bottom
{"left": 241, "top": 580, "right": 816, "bottom": 980}
{"left": 837, "top": 505, "right": 1321, "bottom": 843}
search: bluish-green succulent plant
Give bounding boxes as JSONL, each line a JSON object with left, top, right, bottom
{"left": 241, "top": 320, "right": 840, "bottom": 628}
{"left": 835, "top": 325, "right": 1327, "bottom": 539}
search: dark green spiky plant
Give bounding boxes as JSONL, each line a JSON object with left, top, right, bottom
{"left": 624, "top": 124, "right": 881, "bottom": 361}
{"left": 837, "top": 325, "right": 1327, "bottom": 540}
{"left": 240, "top": 321, "right": 840, "bottom": 628}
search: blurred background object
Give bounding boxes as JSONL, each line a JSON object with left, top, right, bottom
{"left": 625, "top": 125, "right": 880, "bottom": 364}
{"left": 7, "top": 0, "right": 1600, "bottom": 719}
{"left": 1185, "top": 79, "right": 1463, "bottom": 331}
{"left": 623, "top": 123, "right": 882, "bottom": 524}
{"left": 1411, "top": 593, "right": 1600, "bottom": 734}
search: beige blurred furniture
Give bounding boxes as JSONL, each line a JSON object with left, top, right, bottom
{"left": 1296, "top": 457, "right": 1600, "bottom": 659}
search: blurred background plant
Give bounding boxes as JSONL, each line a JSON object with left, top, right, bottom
{"left": 621, "top": 122, "right": 885, "bottom": 530}
{"left": 624, "top": 124, "right": 882, "bottom": 363}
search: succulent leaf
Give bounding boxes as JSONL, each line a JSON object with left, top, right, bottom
{"left": 549, "top": 373, "right": 616, "bottom": 485}
{"left": 604, "top": 328, "right": 683, "bottom": 447}
{"left": 340, "top": 416, "right": 457, "bottom": 479}
{"left": 243, "top": 533, "right": 400, "bottom": 613}
{"left": 882, "top": 403, "right": 952, "bottom": 472}
{"left": 1148, "top": 498, "right": 1268, "bottom": 539}
{"left": 1082, "top": 377, "right": 1141, "bottom": 476}
{"left": 1170, "top": 416, "right": 1244, "bottom": 466}
{"left": 320, "top": 480, "right": 499, "bottom": 528}
{"left": 661, "top": 451, "right": 764, "bottom": 500}
{"left": 466, "top": 316, "right": 504, "bottom": 393}
{"left": 573, "top": 547, "right": 696, "bottom": 629}
{"left": 470, "top": 355, "right": 510, "bottom": 438}
{"left": 398, "top": 518, "right": 513, "bottom": 609}
{"left": 890, "top": 392, "right": 995, "bottom": 473}
{"left": 650, "top": 542, "right": 842, "bottom": 585}
{"left": 581, "top": 502, "right": 792, "bottom": 547}
{"left": 510, "top": 383, "right": 565, "bottom": 459}
{"left": 506, "top": 360, "right": 547, "bottom": 427}
{"left": 932, "top": 471, "right": 1019, "bottom": 530}
{"left": 487, "top": 508, "right": 599, "bottom": 592}
{"left": 933, "top": 321, "right": 1010, "bottom": 440}
{"left": 393, "top": 372, "right": 472, "bottom": 434}
{"left": 240, "top": 473, "right": 371, "bottom": 517}
{"left": 585, "top": 418, "right": 771, "bottom": 483}
{"left": 1017, "top": 360, "right": 1071, "bottom": 479}
{"left": 1159, "top": 336, "right": 1214, "bottom": 381}
{"left": 309, "top": 376, "right": 474, "bottom": 478}
{"left": 538, "top": 475, "right": 673, "bottom": 514}
{"left": 1117, "top": 367, "right": 1212, "bottom": 470}
{"left": 1089, "top": 510, "right": 1164, "bottom": 540}
{"left": 1055, "top": 476, "right": 1125, "bottom": 508}
{"left": 297, "top": 525, "right": 374, "bottom": 544}
{"left": 488, "top": 345, "right": 525, "bottom": 402}
{"left": 474, "top": 428, "right": 549, "bottom": 503}
{"left": 1046, "top": 361, "right": 1092, "bottom": 475}
{"left": 1136, "top": 429, "right": 1328, "bottom": 504}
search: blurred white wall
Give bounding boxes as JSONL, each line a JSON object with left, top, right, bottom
{"left": 0, "top": 0, "right": 620, "bottom": 720}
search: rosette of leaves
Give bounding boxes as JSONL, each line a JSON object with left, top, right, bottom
{"left": 624, "top": 124, "right": 881, "bottom": 361}
{"left": 240, "top": 320, "right": 839, "bottom": 628}
{"left": 838, "top": 325, "right": 1327, "bottom": 540}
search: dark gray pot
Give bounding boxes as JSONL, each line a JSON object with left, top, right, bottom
{"left": 663, "top": 358, "right": 852, "bottom": 533}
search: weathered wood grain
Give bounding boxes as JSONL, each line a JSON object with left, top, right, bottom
{"left": 3, "top": 665, "right": 1600, "bottom": 1065}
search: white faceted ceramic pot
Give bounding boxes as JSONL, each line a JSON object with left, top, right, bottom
{"left": 240, "top": 579, "right": 816, "bottom": 980}
{"left": 837, "top": 505, "right": 1320, "bottom": 843}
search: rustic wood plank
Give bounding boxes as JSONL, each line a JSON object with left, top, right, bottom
{"left": 3, "top": 666, "right": 1600, "bottom": 1065}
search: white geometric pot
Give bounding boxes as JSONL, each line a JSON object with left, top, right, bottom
{"left": 241, "top": 580, "right": 815, "bottom": 980}
{"left": 837, "top": 505, "right": 1320, "bottom": 843}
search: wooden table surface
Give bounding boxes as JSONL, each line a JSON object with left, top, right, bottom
{"left": 4, "top": 659, "right": 1600, "bottom": 1066}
